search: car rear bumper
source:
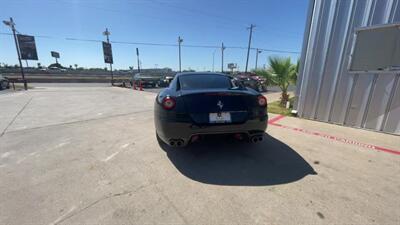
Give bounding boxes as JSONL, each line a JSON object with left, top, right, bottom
{"left": 156, "top": 116, "right": 267, "bottom": 146}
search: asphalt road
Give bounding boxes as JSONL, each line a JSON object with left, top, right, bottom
{"left": 0, "top": 86, "right": 399, "bottom": 225}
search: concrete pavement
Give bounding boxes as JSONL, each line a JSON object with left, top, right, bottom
{"left": 0, "top": 87, "right": 399, "bottom": 225}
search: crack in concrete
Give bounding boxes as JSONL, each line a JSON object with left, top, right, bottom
{"left": 0, "top": 97, "right": 33, "bottom": 137}
{"left": 53, "top": 186, "right": 147, "bottom": 225}
{"left": 154, "top": 185, "right": 190, "bottom": 225}
{"left": 1, "top": 109, "right": 152, "bottom": 137}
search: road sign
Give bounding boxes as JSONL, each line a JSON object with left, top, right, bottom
{"left": 228, "top": 63, "right": 237, "bottom": 69}
{"left": 102, "top": 42, "right": 113, "bottom": 64}
{"left": 17, "top": 34, "right": 38, "bottom": 60}
{"left": 51, "top": 51, "right": 60, "bottom": 58}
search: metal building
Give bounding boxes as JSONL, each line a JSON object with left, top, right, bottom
{"left": 295, "top": 0, "right": 400, "bottom": 134}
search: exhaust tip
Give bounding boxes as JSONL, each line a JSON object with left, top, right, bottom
{"left": 251, "top": 136, "right": 263, "bottom": 143}
{"left": 169, "top": 139, "right": 185, "bottom": 147}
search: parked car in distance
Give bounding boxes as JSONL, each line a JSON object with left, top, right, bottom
{"left": 131, "top": 73, "right": 160, "bottom": 88}
{"left": 158, "top": 75, "right": 175, "bottom": 87}
{"left": 0, "top": 75, "right": 10, "bottom": 90}
{"left": 154, "top": 72, "right": 268, "bottom": 147}
{"left": 235, "top": 72, "right": 267, "bottom": 92}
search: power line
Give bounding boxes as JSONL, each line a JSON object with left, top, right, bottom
{"left": 65, "top": 37, "right": 101, "bottom": 43}
{"left": 149, "top": 0, "right": 304, "bottom": 39}
{"left": 150, "top": 0, "right": 248, "bottom": 26}
{"left": 56, "top": 0, "right": 302, "bottom": 40}
{"left": 0, "top": 33, "right": 300, "bottom": 54}
{"left": 9, "top": 0, "right": 305, "bottom": 42}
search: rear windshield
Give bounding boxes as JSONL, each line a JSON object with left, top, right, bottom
{"left": 179, "top": 74, "right": 232, "bottom": 90}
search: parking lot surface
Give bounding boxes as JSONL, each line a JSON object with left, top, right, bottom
{"left": 0, "top": 87, "right": 399, "bottom": 225}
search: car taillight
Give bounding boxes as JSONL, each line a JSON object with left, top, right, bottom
{"left": 258, "top": 95, "right": 267, "bottom": 107}
{"left": 162, "top": 96, "right": 176, "bottom": 110}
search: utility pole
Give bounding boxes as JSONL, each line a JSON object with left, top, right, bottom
{"left": 178, "top": 36, "right": 183, "bottom": 72}
{"left": 103, "top": 28, "right": 114, "bottom": 85}
{"left": 3, "top": 17, "right": 27, "bottom": 90}
{"left": 245, "top": 24, "right": 255, "bottom": 73}
{"left": 221, "top": 42, "right": 226, "bottom": 73}
{"left": 212, "top": 48, "right": 217, "bottom": 72}
{"left": 255, "top": 48, "right": 262, "bottom": 70}
{"left": 136, "top": 48, "right": 140, "bottom": 73}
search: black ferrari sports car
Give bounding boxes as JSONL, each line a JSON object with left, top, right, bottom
{"left": 154, "top": 72, "right": 268, "bottom": 147}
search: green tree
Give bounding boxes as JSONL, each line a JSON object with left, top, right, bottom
{"left": 257, "top": 56, "right": 297, "bottom": 106}
{"left": 290, "top": 59, "right": 300, "bottom": 84}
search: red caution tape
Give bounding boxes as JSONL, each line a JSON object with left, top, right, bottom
{"left": 268, "top": 115, "right": 400, "bottom": 156}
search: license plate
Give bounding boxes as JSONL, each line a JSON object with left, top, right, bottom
{"left": 209, "top": 112, "right": 231, "bottom": 123}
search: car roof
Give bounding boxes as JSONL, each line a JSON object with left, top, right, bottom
{"left": 175, "top": 72, "right": 230, "bottom": 77}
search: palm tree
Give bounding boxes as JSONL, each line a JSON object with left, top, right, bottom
{"left": 290, "top": 59, "right": 300, "bottom": 84}
{"left": 74, "top": 64, "right": 78, "bottom": 70}
{"left": 258, "top": 56, "right": 297, "bottom": 106}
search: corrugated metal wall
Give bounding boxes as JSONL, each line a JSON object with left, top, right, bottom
{"left": 296, "top": 0, "right": 400, "bottom": 134}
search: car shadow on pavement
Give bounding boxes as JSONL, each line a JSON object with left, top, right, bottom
{"left": 159, "top": 133, "right": 317, "bottom": 186}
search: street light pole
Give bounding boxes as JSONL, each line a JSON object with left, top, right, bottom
{"left": 221, "top": 42, "right": 226, "bottom": 73}
{"left": 3, "top": 17, "right": 27, "bottom": 90}
{"left": 136, "top": 48, "right": 140, "bottom": 73}
{"left": 245, "top": 24, "right": 255, "bottom": 73}
{"left": 178, "top": 36, "right": 183, "bottom": 72}
{"left": 255, "top": 48, "right": 262, "bottom": 70}
{"left": 103, "top": 28, "right": 113, "bottom": 85}
{"left": 212, "top": 48, "right": 217, "bottom": 72}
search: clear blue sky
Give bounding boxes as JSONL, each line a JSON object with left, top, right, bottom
{"left": 0, "top": 0, "right": 309, "bottom": 71}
